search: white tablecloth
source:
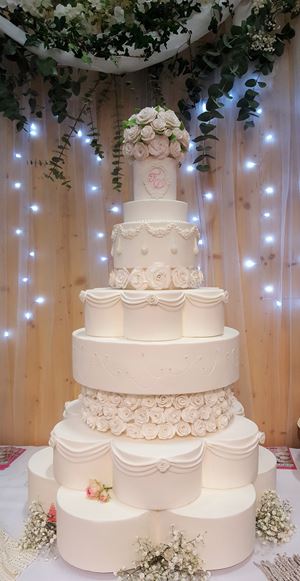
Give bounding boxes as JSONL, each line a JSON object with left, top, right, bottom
{"left": 1, "top": 447, "right": 300, "bottom": 580}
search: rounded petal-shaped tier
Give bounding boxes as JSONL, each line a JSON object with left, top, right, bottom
{"left": 72, "top": 327, "right": 239, "bottom": 394}
{"left": 28, "top": 447, "right": 58, "bottom": 511}
{"left": 158, "top": 485, "right": 256, "bottom": 570}
{"left": 56, "top": 488, "right": 154, "bottom": 573}
{"left": 254, "top": 446, "right": 277, "bottom": 501}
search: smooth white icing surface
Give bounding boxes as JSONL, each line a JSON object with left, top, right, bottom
{"left": 80, "top": 288, "right": 227, "bottom": 341}
{"left": 254, "top": 446, "right": 277, "bottom": 501}
{"left": 111, "top": 222, "right": 200, "bottom": 270}
{"left": 72, "top": 327, "right": 239, "bottom": 394}
{"left": 159, "top": 485, "right": 256, "bottom": 570}
{"left": 27, "top": 447, "right": 58, "bottom": 511}
{"left": 124, "top": 199, "right": 188, "bottom": 222}
{"left": 133, "top": 157, "right": 177, "bottom": 201}
{"left": 57, "top": 488, "right": 154, "bottom": 572}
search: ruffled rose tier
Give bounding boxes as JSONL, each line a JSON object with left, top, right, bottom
{"left": 80, "top": 386, "right": 235, "bottom": 440}
{"left": 109, "top": 265, "right": 203, "bottom": 290}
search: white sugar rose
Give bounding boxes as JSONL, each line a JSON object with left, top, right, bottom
{"left": 199, "top": 406, "right": 211, "bottom": 420}
{"left": 133, "top": 142, "right": 149, "bottom": 161}
{"left": 176, "top": 421, "right": 192, "bottom": 437}
{"left": 114, "top": 268, "right": 129, "bottom": 289}
{"left": 149, "top": 407, "right": 165, "bottom": 424}
{"left": 88, "top": 399, "right": 100, "bottom": 414}
{"left": 118, "top": 406, "right": 134, "bottom": 423}
{"left": 124, "top": 125, "right": 140, "bottom": 143}
{"left": 190, "top": 394, "right": 204, "bottom": 408}
{"left": 142, "top": 423, "right": 159, "bottom": 440}
{"left": 108, "top": 393, "right": 122, "bottom": 406}
{"left": 180, "top": 129, "right": 190, "bottom": 149}
{"left": 95, "top": 417, "right": 109, "bottom": 432}
{"left": 189, "top": 269, "right": 204, "bottom": 288}
{"left": 156, "top": 395, "right": 173, "bottom": 408}
{"left": 164, "top": 128, "right": 173, "bottom": 137}
{"left": 81, "top": 409, "right": 90, "bottom": 422}
{"left": 142, "top": 396, "right": 155, "bottom": 408}
{"left": 109, "top": 417, "right": 126, "bottom": 436}
{"left": 140, "top": 125, "right": 156, "bottom": 143}
{"left": 217, "top": 389, "right": 226, "bottom": 401}
{"left": 191, "top": 419, "right": 207, "bottom": 437}
{"left": 220, "top": 400, "right": 229, "bottom": 412}
{"left": 164, "top": 109, "right": 181, "bottom": 129}
{"left": 134, "top": 407, "right": 150, "bottom": 425}
{"left": 123, "top": 396, "right": 139, "bottom": 411}
{"left": 103, "top": 404, "right": 117, "bottom": 420}
{"left": 126, "top": 423, "right": 143, "bottom": 439}
{"left": 204, "top": 392, "right": 219, "bottom": 406}
{"left": 148, "top": 135, "right": 169, "bottom": 159}
{"left": 96, "top": 391, "right": 108, "bottom": 405}
{"left": 136, "top": 107, "right": 157, "bottom": 125}
{"left": 217, "top": 414, "right": 230, "bottom": 430}
{"left": 146, "top": 263, "right": 171, "bottom": 289}
{"left": 109, "top": 270, "right": 116, "bottom": 288}
{"left": 86, "top": 414, "right": 97, "bottom": 429}
{"left": 122, "top": 142, "right": 134, "bottom": 158}
{"left": 172, "top": 128, "right": 184, "bottom": 140}
{"left": 129, "top": 268, "right": 148, "bottom": 290}
{"left": 152, "top": 115, "right": 166, "bottom": 133}
{"left": 174, "top": 394, "right": 189, "bottom": 409}
{"left": 214, "top": 405, "right": 222, "bottom": 418}
{"left": 206, "top": 419, "right": 217, "bottom": 433}
{"left": 181, "top": 407, "right": 199, "bottom": 423}
{"left": 158, "top": 423, "right": 176, "bottom": 439}
{"left": 164, "top": 407, "right": 181, "bottom": 425}
{"left": 172, "top": 266, "right": 189, "bottom": 288}
{"left": 169, "top": 140, "right": 182, "bottom": 159}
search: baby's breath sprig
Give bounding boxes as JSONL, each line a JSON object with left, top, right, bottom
{"left": 19, "top": 501, "right": 57, "bottom": 552}
{"left": 116, "top": 526, "right": 210, "bottom": 581}
{"left": 256, "top": 490, "right": 295, "bottom": 544}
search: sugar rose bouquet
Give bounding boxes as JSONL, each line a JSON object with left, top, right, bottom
{"left": 122, "top": 106, "right": 190, "bottom": 162}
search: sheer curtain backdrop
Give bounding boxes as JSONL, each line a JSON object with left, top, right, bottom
{"left": 0, "top": 23, "right": 300, "bottom": 446}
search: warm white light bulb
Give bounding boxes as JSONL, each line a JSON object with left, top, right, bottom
{"left": 15, "top": 228, "right": 23, "bottom": 236}
{"left": 24, "top": 311, "right": 33, "bottom": 320}
{"left": 35, "top": 296, "right": 45, "bottom": 304}
{"left": 264, "top": 186, "right": 274, "bottom": 195}
{"left": 204, "top": 192, "right": 213, "bottom": 201}
{"left": 243, "top": 258, "right": 256, "bottom": 269}
{"left": 188, "top": 142, "right": 195, "bottom": 151}
{"left": 257, "top": 107, "right": 263, "bottom": 115}
{"left": 186, "top": 165, "right": 195, "bottom": 172}
{"left": 97, "top": 232, "right": 104, "bottom": 239}
{"left": 29, "top": 250, "right": 35, "bottom": 257}
{"left": 264, "top": 235, "right": 274, "bottom": 244}
{"left": 85, "top": 137, "right": 91, "bottom": 144}
{"left": 198, "top": 238, "right": 204, "bottom": 246}
{"left": 264, "top": 285, "right": 274, "bottom": 294}
{"left": 111, "top": 205, "right": 120, "bottom": 214}
{"left": 30, "top": 204, "right": 39, "bottom": 213}
{"left": 14, "top": 182, "right": 21, "bottom": 189}
{"left": 245, "top": 160, "right": 256, "bottom": 169}
{"left": 201, "top": 102, "right": 206, "bottom": 113}
{"left": 30, "top": 123, "right": 38, "bottom": 136}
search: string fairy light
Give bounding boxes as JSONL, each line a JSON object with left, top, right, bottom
{"left": 186, "top": 165, "right": 195, "bottom": 172}
{"left": 14, "top": 181, "right": 22, "bottom": 189}
{"left": 204, "top": 191, "right": 213, "bottom": 201}
{"left": 15, "top": 228, "right": 23, "bottom": 236}
{"left": 35, "top": 296, "right": 45, "bottom": 304}
{"left": 264, "top": 186, "right": 274, "bottom": 195}
{"left": 29, "top": 250, "right": 35, "bottom": 257}
{"left": 111, "top": 205, "right": 120, "bottom": 214}
{"left": 264, "top": 133, "right": 274, "bottom": 143}
{"left": 245, "top": 160, "right": 256, "bottom": 169}
{"left": 97, "top": 232, "right": 105, "bottom": 239}
{"left": 30, "top": 204, "right": 39, "bottom": 213}
{"left": 14, "top": 152, "right": 22, "bottom": 159}
{"left": 264, "top": 285, "right": 274, "bottom": 294}
{"left": 100, "top": 256, "right": 108, "bottom": 262}
{"left": 264, "top": 234, "right": 274, "bottom": 244}
{"left": 263, "top": 211, "right": 271, "bottom": 218}
{"left": 29, "top": 123, "right": 38, "bottom": 136}
{"left": 3, "top": 330, "right": 11, "bottom": 338}
{"left": 243, "top": 258, "right": 256, "bottom": 269}
{"left": 24, "top": 311, "right": 33, "bottom": 320}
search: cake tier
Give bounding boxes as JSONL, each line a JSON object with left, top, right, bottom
{"left": 49, "top": 415, "right": 261, "bottom": 511}
{"left": 56, "top": 484, "right": 256, "bottom": 572}
{"left": 133, "top": 157, "right": 177, "bottom": 201}
{"left": 124, "top": 199, "right": 187, "bottom": 222}
{"left": 80, "top": 386, "right": 235, "bottom": 440}
{"left": 72, "top": 327, "right": 239, "bottom": 394}
{"left": 254, "top": 446, "right": 277, "bottom": 501}
{"left": 80, "top": 287, "right": 228, "bottom": 340}
{"left": 111, "top": 220, "right": 199, "bottom": 274}
{"left": 159, "top": 485, "right": 256, "bottom": 570}
{"left": 27, "top": 447, "right": 58, "bottom": 511}
{"left": 56, "top": 488, "right": 154, "bottom": 573}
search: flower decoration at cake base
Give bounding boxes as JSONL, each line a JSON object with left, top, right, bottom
{"left": 86, "top": 479, "right": 112, "bottom": 502}
{"left": 256, "top": 490, "right": 295, "bottom": 544}
{"left": 116, "top": 526, "right": 210, "bottom": 580}
{"left": 19, "top": 501, "right": 57, "bottom": 552}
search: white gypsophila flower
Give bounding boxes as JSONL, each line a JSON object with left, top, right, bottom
{"left": 133, "top": 141, "right": 149, "bottom": 161}
{"left": 256, "top": 490, "right": 295, "bottom": 544}
{"left": 250, "top": 30, "right": 276, "bottom": 53}
{"left": 136, "top": 107, "right": 157, "bottom": 125}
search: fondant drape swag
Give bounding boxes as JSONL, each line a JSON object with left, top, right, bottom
{"left": 1, "top": 21, "right": 300, "bottom": 445}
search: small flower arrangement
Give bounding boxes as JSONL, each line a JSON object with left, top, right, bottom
{"left": 116, "top": 526, "right": 210, "bottom": 580}
{"left": 256, "top": 490, "right": 295, "bottom": 544}
{"left": 86, "top": 478, "right": 112, "bottom": 502}
{"left": 19, "top": 501, "right": 57, "bottom": 551}
{"left": 122, "top": 106, "right": 190, "bottom": 162}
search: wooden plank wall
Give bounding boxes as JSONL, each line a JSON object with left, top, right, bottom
{"left": 0, "top": 45, "right": 300, "bottom": 446}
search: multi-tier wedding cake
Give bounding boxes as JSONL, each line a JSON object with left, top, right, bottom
{"left": 28, "top": 106, "right": 277, "bottom": 573}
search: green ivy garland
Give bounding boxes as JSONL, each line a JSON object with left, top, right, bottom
{"left": 0, "top": 0, "right": 299, "bottom": 189}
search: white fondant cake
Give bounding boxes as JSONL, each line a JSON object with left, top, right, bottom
{"left": 27, "top": 106, "right": 275, "bottom": 574}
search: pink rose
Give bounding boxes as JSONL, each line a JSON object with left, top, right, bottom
{"left": 152, "top": 115, "right": 166, "bottom": 133}
{"left": 122, "top": 142, "right": 134, "bottom": 158}
{"left": 169, "top": 140, "right": 182, "bottom": 159}
{"left": 140, "top": 125, "right": 155, "bottom": 143}
{"left": 133, "top": 142, "right": 149, "bottom": 161}
{"left": 148, "top": 135, "right": 170, "bottom": 160}
{"left": 124, "top": 125, "right": 140, "bottom": 143}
